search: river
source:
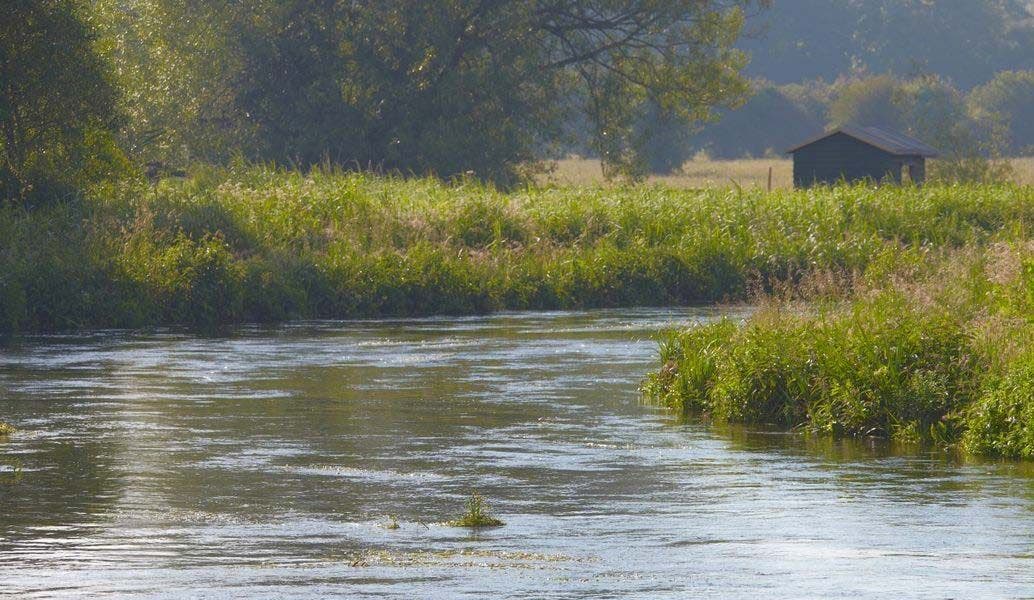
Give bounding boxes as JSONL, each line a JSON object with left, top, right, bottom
{"left": 1, "top": 308, "right": 1032, "bottom": 598}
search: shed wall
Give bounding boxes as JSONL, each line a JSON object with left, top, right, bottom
{"left": 792, "top": 132, "right": 904, "bottom": 187}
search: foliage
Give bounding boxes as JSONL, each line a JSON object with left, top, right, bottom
{"left": 0, "top": 422, "right": 15, "bottom": 436}
{"left": 90, "top": 0, "right": 764, "bottom": 183}
{"left": 91, "top": 0, "right": 246, "bottom": 165}
{"left": 968, "top": 70, "right": 1034, "bottom": 156}
{"left": 1, "top": 170, "right": 1032, "bottom": 336}
{"left": 690, "top": 82, "right": 825, "bottom": 159}
{"left": 738, "top": 0, "right": 1034, "bottom": 89}
{"left": 828, "top": 76, "right": 905, "bottom": 132}
{"left": 449, "top": 491, "right": 503, "bottom": 528}
{"left": 963, "top": 354, "right": 1034, "bottom": 459}
{"left": 644, "top": 243, "right": 1034, "bottom": 459}
{"left": 0, "top": 0, "right": 124, "bottom": 201}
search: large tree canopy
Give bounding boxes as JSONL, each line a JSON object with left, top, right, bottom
{"left": 99, "top": 0, "right": 765, "bottom": 181}
{"left": 1, "top": 0, "right": 122, "bottom": 200}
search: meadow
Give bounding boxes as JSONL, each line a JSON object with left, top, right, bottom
{"left": 545, "top": 157, "right": 1034, "bottom": 189}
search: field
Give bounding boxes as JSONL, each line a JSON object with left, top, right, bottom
{"left": 545, "top": 157, "right": 1034, "bottom": 189}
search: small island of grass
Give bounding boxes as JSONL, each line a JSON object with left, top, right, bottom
{"left": 449, "top": 491, "right": 504, "bottom": 528}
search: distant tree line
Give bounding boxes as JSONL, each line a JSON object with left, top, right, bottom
{"left": 3, "top": 0, "right": 1032, "bottom": 199}
{"left": 738, "top": 0, "right": 1034, "bottom": 90}
{"left": 2, "top": 0, "right": 771, "bottom": 201}
{"left": 627, "top": 71, "right": 1034, "bottom": 173}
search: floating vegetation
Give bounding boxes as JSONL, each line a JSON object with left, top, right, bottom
{"left": 0, "top": 422, "right": 15, "bottom": 436}
{"left": 340, "top": 548, "right": 589, "bottom": 570}
{"left": 449, "top": 491, "right": 504, "bottom": 528}
{"left": 384, "top": 514, "right": 401, "bottom": 530}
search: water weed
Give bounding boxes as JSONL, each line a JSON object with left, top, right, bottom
{"left": 449, "top": 491, "right": 504, "bottom": 528}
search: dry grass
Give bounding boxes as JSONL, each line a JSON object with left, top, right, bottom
{"left": 545, "top": 156, "right": 1034, "bottom": 189}
{"left": 1011, "top": 157, "right": 1034, "bottom": 185}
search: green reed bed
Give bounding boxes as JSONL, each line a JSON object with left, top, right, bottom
{"left": 643, "top": 243, "right": 1034, "bottom": 458}
{"left": 1, "top": 165, "right": 1032, "bottom": 335}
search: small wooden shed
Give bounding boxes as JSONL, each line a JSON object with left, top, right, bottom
{"left": 787, "top": 125, "right": 939, "bottom": 188}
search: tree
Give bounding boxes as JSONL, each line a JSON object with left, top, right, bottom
{"left": 0, "top": 0, "right": 122, "bottom": 201}
{"left": 689, "top": 82, "right": 825, "bottom": 159}
{"left": 828, "top": 76, "right": 905, "bottom": 131}
{"left": 92, "top": 0, "right": 247, "bottom": 167}
{"left": 739, "top": 0, "right": 1034, "bottom": 89}
{"left": 968, "top": 71, "right": 1034, "bottom": 155}
{"left": 111, "top": 0, "right": 763, "bottom": 183}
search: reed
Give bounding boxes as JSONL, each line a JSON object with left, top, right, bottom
{"left": 1, "top": 165, "right": 1031, "bottom": 334}
{"left": 643, "top": 243, "right": 1034, "bottom": 459}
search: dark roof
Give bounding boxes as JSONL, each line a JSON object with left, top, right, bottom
{"left": 787, "top": 125, "right": 940, "bottom": 157}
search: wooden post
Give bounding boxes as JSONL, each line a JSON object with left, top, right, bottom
{"left": 767, "top": 166, "right": 773, "bottom": 192}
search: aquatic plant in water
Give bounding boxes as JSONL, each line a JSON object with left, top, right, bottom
{"left": 449, "top": 491, "right": 504, "bottom": 528}
{"left": 0, "top": 422, "right": 15, "bottom": 436}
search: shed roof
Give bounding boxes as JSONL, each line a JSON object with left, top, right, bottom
{"left": 787, "top": 125, "right": 940, "bottom": 157}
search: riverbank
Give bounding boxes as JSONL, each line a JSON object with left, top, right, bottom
{"left": 1, "top": 167, "right": 1032, "bottom": 334}
{"left": 643, "top": 243, "right": 1034, "bottom": 458}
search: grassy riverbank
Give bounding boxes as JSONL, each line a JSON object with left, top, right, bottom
{"left": 643, "top": 243, "right": 1034, "bottom": 458}
{"left": 1, "top": 166, "right": 1032, "bottom": 335}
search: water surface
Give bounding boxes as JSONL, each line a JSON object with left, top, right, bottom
{"left": 1, "top": 309, "right": 1032, "bottom": 598}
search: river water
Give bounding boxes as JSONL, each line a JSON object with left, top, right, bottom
{"left": 0, "top": 308, "right": 1032, "bottom": 599}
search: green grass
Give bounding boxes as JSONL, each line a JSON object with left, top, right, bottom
{"left": 643, "top": 243, "right": 1034, "bottom": 459}
{"left": 2, "top": 165, "right": 1032, "bottom": 334}
{"left": 448, "top": 491, "right": 504, "bottom": 528}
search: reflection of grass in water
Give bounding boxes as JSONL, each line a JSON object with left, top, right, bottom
{"left": 449, "top": 491, "right": 504, "bottom": 528}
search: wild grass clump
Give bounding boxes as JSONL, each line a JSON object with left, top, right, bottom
{"left": 644, "top": 243, "right": 1034, "bottom": 458}
{"left": 0, "top": 422, "right": 14, "bottom": 436}
{"left": 448, "top": 491, "right": 504, "bottom": 528}
{"left": 962, "top": 354, "right": 1034, "bottom": 459}
{"left": 1, "top": 165, "right": 1032, "bottom": 333}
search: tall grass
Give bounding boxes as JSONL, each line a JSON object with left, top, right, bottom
{"left": 643, "top": 243, "right": 1034, "bottom": 459}
{"left": 1, "top": 164, "right": 1032, "bottom": 335}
